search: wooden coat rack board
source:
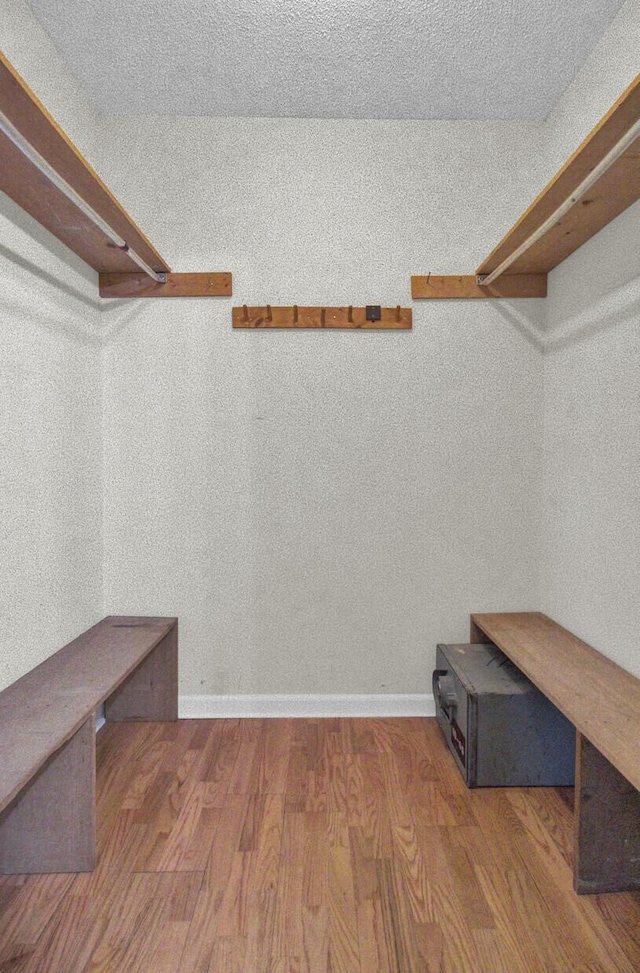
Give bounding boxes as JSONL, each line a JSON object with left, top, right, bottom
{"left": 232, "top": 305, "right": 412, "bottom": 329}
{"left": 413, "top": 73, "right": 640, "bottom": 299}
{"left": 0, "top": 53, "right": 231, "bottom": 299}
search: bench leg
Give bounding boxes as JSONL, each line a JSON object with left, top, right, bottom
{"left": 105, "top": 624, "right": 178, "bottom": 722}
{"left": 574, "top": 732, "right": 640, "bottom": 894}
{"left": 0, "top": 717, "right": 95, "bottom": 874}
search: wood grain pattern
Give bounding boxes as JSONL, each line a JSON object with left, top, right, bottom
{"left": 0, "top": 616, "right": 177, "bottom": 817}
{"left": 476, "top": 73, "right": 640, "bottom": 277}
{"left": 99, "top": 272, "right": 233, "bottom": 298}
{"left": 0, "top": 616, "right": 177, "bottom": 875}
{"left": 412, "top": 78, "right": 640, "bottom": 300}
{"left": 0, "top": 52, "right": 169, "bottom": 276}
{"left": 0, "top": 718, "right": 96, "bottom": 874}
{"left": 411, "top": 274, "right": 548, "bottom": 299}
{"left": 232, "top": 305, "right": 412, "bottom": 329}
{"left": 575, "top": 733, "right": 640, "bottom": 894}
{"left": 469, "top": 611, "right": 640, "bottom": 792}
{"left": 471, "top": 611, "right": 640, "bottom": 895}
{"left": 1, "top": 717, "right": 638, "bottom": 972}
{"left": 106, "top": 625, "right": 178, "bottom": 722}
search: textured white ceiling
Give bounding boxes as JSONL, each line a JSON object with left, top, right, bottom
{"left": 27, "top": 0, "right": 626, "bottom": 119}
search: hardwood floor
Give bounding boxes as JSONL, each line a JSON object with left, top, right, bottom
{"left": 0, "top": 717, "right": 638, "bottom": 972}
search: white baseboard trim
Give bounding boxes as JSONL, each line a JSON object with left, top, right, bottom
{"left": 179, "top": 693, "right": 435, "bottom": 719}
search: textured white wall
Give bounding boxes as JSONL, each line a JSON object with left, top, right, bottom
{"left": 0, "top": 199, "right": 104, "bottom": 689}
{"left": 99, "top": 117, "right": 546, "bottom": 696}
{"left": 541, "top": 0, "right": 640, "bottom": 674}
{"left": 545, "top": 0, "right": 640, "bottom": 168}
{"left": 543, "top": 205, "right": 640, "bottom": 675}
{"left": 0, "top": 1, "right": 104, "bottom": 690}
{"left": 1, "top": 0, "right": 101, "bottom": 157}
{"left": 3, "top": 0, "right": 637, "bottom": 701}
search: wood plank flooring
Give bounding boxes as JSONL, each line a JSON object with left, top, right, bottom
{"left": 0, "top": 717, "right": 638, "bottom": 972}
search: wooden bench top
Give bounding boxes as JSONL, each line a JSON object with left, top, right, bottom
{"left": 0, "top": 616, "right": 177, "bottom": 815}
{"left": 471, "top": 612, "right": 640, "bottom": 793}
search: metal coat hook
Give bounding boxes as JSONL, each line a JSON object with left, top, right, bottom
{"left": 266, "top": 305, "right": 272, "bottom": 322}
{"left": 242, "top": 304, "right": 249, "bottom": 322}
{"left": 347, "top": 305, "right": 353, "bottom": 323}
{"left": 293, "top": 305, "right": 298, "bottom": 324}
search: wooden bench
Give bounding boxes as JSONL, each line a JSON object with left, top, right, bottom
{"left": 0, "top": 616, "right": 177, "bottom": 874}
{"left": 470, "top": 611, "right": 640, "bottom": 894}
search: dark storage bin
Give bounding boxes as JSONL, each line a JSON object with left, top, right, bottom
{"left": 433, "top": 642, "right": 575, "bottom": 787}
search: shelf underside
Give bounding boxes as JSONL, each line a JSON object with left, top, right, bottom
{"left": 477, "top": 74, "right": 640, "bottom": 278}
{"left": 0, "top": 54, "right": 169, "bottom": 276}
{"left": 414, "top": 75, "right": 640, "bottom": 299}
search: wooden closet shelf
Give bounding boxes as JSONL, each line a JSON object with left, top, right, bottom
{"left": 478, "top": 74, "right": 640, "bottom": 278}
{"left": 413, "top": 73, "right": 640, "bottom": 299}
{"left": 0, "top": 53, "right": 231, "bottom": 298}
